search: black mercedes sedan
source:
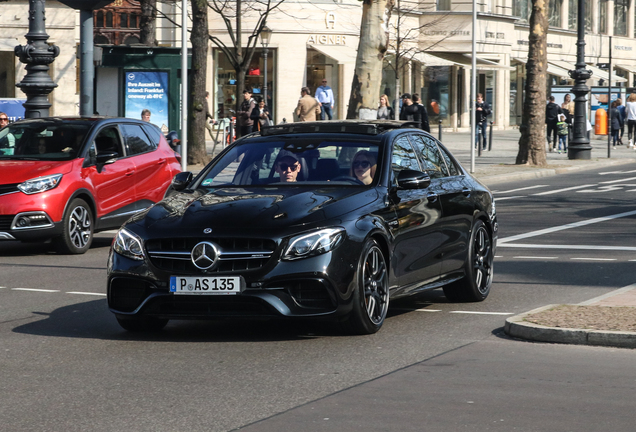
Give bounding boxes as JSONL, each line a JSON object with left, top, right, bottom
{"left": 107, "top": 121, "right": 497, "bottom": 334}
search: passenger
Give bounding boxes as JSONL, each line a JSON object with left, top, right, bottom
{"left": 274, "top": 152, "right": 301, "bottom": 182}
{"left": 350, "top": 150, "right": 376, "bottom": 185}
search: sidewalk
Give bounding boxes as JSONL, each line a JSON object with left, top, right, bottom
{"left": 197, "top": 128, "right": 636, "bottom": 349}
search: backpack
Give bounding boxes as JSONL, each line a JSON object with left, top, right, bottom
{"left": 557, "top": 121, "right": 568, "bottom": 136}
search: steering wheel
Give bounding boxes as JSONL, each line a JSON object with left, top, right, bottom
{"left": 332, "top": 175, "right": 364, "bottom": 185}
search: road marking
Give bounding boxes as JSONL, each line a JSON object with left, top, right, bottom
{"left": 494, "top": 195, "right": 525, "bottom": 201}
{"left": 599, "top": 169, "right": 636, "bottom": 175}
{"left": 391, "top": 308, "right": 441, "bottom": 313}
{"left": 570, "top": 257, "right": 617, "bottom": 261}
{"left": 532, "top": 184, "right": 596, "bottom": 196}
{"left": 415, "top": 308, "right": 442, "bottom": 313}
{"left": 67, "top": 292, "right": 107, "bottom": 297}
{"left": 600, "top": 176, "right": 636, "bottom": 184}
{"left": 493, "top": 185, "right": 549, "bottom": 194}
{"left": 449, "top": 311, "right": 514, "bottom": 316}
{"left": 498, "top": 243, "right": 636, "bottom": 251}
{"left": 12, "top": 288, "right": 60, "bottom": 293}
{"left": 512, "top": 256, "right": 558, "bottom": 259}
{"left": 499, "top": 209, "right": 636, "bottom": 244}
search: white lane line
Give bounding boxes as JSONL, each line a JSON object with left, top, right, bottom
{"left": 415, "top": 309, "right": 442, "bottom": 313}
{"left": 67, "top": 292, "right": 107, "bottom": 297}
{"left": 12, "top": 288, "right": 60, "bottom": 293}
{"left": 449, "top": 311, "right": 514, "bottom": 316}
{"left": 493, "top": 185, "right": 549, "bottom": 194}
{"left": 600, "top": 176, "right": 636, "bottom": 184}
{"left": 498, "top": 209, "right": 636, "bottom": 244}
{"left": 494, "top": 195, "right": 525, "bottom": 201}
{"left": 532, "top": 184, "right": 596, "bottom": 196}
{"left": 570, "top": 257, "right": 617, "bottom": 261}
{"left": 599, "top": 169, "right": 636, "bottom": 175}
{"left": 512, "top": 256, "right": 558, "bottom": 259}
{"left": 391, "top": 308, "right": 441, "bottom": 313}
{"left": 498, "top": 243, "right": 636, "bottom": 251}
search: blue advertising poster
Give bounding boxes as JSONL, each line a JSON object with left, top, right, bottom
{"left": 0, "top": 99, "right": 26, "bottom": 121}
{"left": 124, "top": 71, "right": 169, "bottom": 131}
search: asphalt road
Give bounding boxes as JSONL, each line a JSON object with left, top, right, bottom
{"left": 1, "top": 163, "right": 636, "bottom": 431}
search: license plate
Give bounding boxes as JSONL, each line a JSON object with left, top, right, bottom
{"left": 169, "top": 276, "right": 243, "bottom": 295}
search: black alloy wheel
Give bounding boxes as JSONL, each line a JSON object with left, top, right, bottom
{"left": 54, "top": 198, "right": 94, "bottom": 254}
{"left": 345, "top": 238, "right": 389, "bottom": 334}
{"left": 443, "top": 219, "right": 493, "bottom": 302}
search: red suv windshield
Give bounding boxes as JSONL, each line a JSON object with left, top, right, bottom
{"left": 0, "top": 120, "right": 92, "bottom": 160}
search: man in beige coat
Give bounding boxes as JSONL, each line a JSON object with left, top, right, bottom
{"left": 295, "top": 87, "right": 322, "bottom": 121}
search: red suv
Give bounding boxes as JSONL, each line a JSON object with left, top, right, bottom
{"left": 0, "top": 117, "right": 181, "bottom": 253}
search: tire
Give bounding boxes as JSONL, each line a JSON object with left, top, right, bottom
{"left": 344, "top": 239, "right": 389, "bottom": 335}
{"left": 443, "top": 220, "right": 493, "bottom": 302}
{"left": 116, "top": 316, "right": 169, "bottom": 332}
{"left": 54, "top": 198, "right": 93, "bottom": 254}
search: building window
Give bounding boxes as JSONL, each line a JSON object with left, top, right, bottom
{"left": 95, "top": 11, "right": 104, "bottom": 28}
{"left": 121, "top": 13, "right": 128, "bottom": 28}
{"left": 568, "top": 0, "right": 594, "bottom": 31}
{"left": 437, "top": 0, "right": 451, "bottom": 11}
{"left": 0, "top": 51, "right": 16, "bottom": 98}
{"left": 514, "top": 0, "right": 531, "bottom": 24}
{"left": 599, "top": 0, "right": 608, "bottom": 34}
{"left": 130, "top": 14, "right": 139, "bottom": 29}
{"left": 106, "top": 11, "right": 113, "bottom": 28}
{"left": 548, "top": 0, "right": 562, "bottom": 28}
{"left": 615, "top": 0, "right": 628, "bottom": 36}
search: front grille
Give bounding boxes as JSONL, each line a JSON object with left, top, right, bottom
{"left": 286, "top": 280, "right": 336, "bottom": 310}
{"left": 0, "top": 184, "right": 19, "bottom": 196}
{"left": 109, "top": 278, "right": 155, "bottom": 312}
{"left": 146, "top": 237, "right": 277, "bottom": 274}
{"left": 0, "top": 215, "right": 15, "bottom": 231}
{"left": 145, "top": 295, "right": 273, "bottom": 316}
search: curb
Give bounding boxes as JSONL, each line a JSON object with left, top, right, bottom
{"left": 504, "top": 305, "right": 636, "bottom": 349}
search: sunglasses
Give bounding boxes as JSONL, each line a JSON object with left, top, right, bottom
{"left": 278, "top": 162, "right": 299, "bottom": 171}
{"left": 0, "top": 117, "right": 8, "bottom": 121}
{"left": 353, "top": 160, "right": 371, "bottom": 169}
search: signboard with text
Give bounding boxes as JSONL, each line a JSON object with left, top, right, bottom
{"left": 124, "top": 71, "right": 169, "bottom": 131}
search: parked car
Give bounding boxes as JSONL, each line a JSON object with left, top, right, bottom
{"left": 107, "top": 120, "right": 497, "bottom": 334}
{"left": 0, "top": 117, "right": 182, "bottom": 254}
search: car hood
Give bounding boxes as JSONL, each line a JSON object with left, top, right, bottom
{"left": 130, "top": 186, "right": 380, "bottom": 233}
{"left": 0, "top": 159, "right": 75, "bottom": 183}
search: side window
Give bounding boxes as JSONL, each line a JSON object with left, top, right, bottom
{"left": 391, "top": 135, "right": 421, "bottom": 173}
{"left": 120, "top": 124, "right": 153, "bottom": 156}
{"left": 436, "top": 143, "right": 460, "bottom": 176}
{"left": 93, "top": 126, "right": 124, "bottom": 158}
{"left": 409, "top": 134, "right": 447, "bottom": 179}
{"left": 141, "top": 124, "right": 161, "bottom": 149}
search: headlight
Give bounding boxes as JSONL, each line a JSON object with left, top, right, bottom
{"left": 282, "top": 228, "right": 345, "bottom": 261}
{"left": 113, "top": 228, "right": 145, "bottom": 261}
{"left": 18, "top": 174, "right": 63, "bottom": 195}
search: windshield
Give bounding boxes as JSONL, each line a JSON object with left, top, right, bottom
{"left": 0, "top": 121, "right": 92, "bottom": 160}
{"left": 198, "top": 139, "right": 381, "bottom": 187}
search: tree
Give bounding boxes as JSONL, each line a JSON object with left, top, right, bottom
{"left": 188, "top": 0, "right": 210, "bottom": 165}
{"left": 346, "top": 0, "right": 392, "bottom": 120}
{"left": 516, "top": 0, "right": 548, "bottom": 166}
{"left": 140, "top": 0, "right": 158, "bottom": 45}
{"left": 207, "top": 0, "right": 284, "bottom": 137}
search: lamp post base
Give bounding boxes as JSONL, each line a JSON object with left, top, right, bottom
{"left": 567, "top": 144, "right": 592, "bottom": 160}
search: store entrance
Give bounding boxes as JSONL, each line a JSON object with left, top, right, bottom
{"left": 306, "top": 49, "right": 339, "bottom": 118}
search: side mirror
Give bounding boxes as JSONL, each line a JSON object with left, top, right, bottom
{"left": 95, "top": 152, "right": 118, "bottom": 166}
{"left": 172, "top": 171, "right": 193, "bottom": 191}
{"left": 397, "top": 169, "right": 431, "bottom": 190}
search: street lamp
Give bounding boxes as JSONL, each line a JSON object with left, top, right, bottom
{"left": 260, "top": 25, "right": 272, "bottom": 109}
{"left": 567, "top": 0, "right": 592, "bottom": 160}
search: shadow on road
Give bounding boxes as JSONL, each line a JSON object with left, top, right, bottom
{"left": 0, "top": 236, "right": 113, "bottom": 257}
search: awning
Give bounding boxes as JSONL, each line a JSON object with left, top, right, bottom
{"left": 513, "top": 57, "right": 572, "bottom": 79}
{"left": 308, "top": 44, "right": 358, "bottom": 65}
{"left": 425, "top": 52, "right": 513, "bottom": 70}
{"left": 550, "top": 60, "right": 627, "bottom": 83}
{"left": 616, "top": 64, "right": 636, "bottom": 75}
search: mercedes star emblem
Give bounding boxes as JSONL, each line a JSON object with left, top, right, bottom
{"left": 191, "top": 241, "right": 219, "bottom": 270}
{"left": 203, "top": 228, "right": 212, "bottom": 234}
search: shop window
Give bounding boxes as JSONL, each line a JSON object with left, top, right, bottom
{"left": 599, "top": 0, "right": 608, "bottom": 34}
{"left": 121, "top": 13, "right": 128, "bottom": 28}
{"left": 423, "top": 66, "right": 450, "bottom": 128}
{"left": 615, "top": 0, "right": 628, "bottom": 36}
{"left": 95, "top": 11, "right": 104, "bottom": 28}
{"left": 0, "top": 51, "right": 15, "bottom": 98}
{"left": 548, "top": 0, "right": 562, "bottom": 28}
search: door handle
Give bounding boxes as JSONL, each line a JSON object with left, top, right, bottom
{"left": 125, "top": 169, "right": 134, "bottom": 177}
{"left": 427, "top": 193, "right": 438, "bottom": 202}
{"left": 157, "top": 158, "right": 166, "bottom": 165}
{"left": 462, "top": 188, "right": 471, "bottom": 196}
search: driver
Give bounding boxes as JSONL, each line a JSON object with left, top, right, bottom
{"left": 350, "top": 150, "right": 377, "bottom": 185}
{"left": 274, "top": 151, "right": 301, "bottom": 182}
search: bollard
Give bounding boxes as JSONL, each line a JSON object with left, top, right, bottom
{"left": 488, "top": 121, "right": 493, "bottom": 151}
{"left": 438, "top": 120, "right": 442, "bottom": 141}
{"left": 228, "top": 121, "right": 234, "bottom": 146}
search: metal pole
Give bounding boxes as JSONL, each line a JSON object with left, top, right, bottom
{"left": 488, "top": 120, "right": 493, "bottom": 151}
{"left": 608, "top": 36, "right": 612, "bottom": 157}
{"left": 568, "top": 0, "right": 592, "bottom": 159}
{"left": 79, "top": 10, "right": 94, "bottom": 116}
{"left": 470, "top": 0, "right": 477, "bottom": 172}
{"left": 180, "top": 0, "right": 188, "bottom": 171}
{"left": 438, "top": 119, "right": 442, "bottom": 141}
{"left": 263, "top": 47, "right": 268, "bottom": 108}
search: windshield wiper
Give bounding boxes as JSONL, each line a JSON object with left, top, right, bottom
{"left": 0, "top": 156, "right": 42, "bottom": 161}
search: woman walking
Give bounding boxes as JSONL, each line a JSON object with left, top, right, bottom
{"left": 625, "top": 93, "right": 636, "bottom": 148}
{"left": 377, "top": 95, "right": 394, "bottom": 120}
{"left": 610, "top": 100, "right": 624, "bottom": 149}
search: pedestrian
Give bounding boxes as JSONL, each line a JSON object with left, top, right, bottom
{"left": 237, "top": 89, "right": 256, "bottom": 136}
{"left": 315, "top": 79, "right": 335, "bottom": 120}
{"left": 545, "top": 95, "right": 562, "bottom": 152}
{"left": 610, "top": 100, "right": 624, "bottom": 149}
{"left": 399, "top": 93, "right": 421, "bottom": 127}
{"left": 250, "top": 99, "right": 272, "bottom": 131}
{"left": 295, "top": 87, "right": 322, "bottom": 121}
{"left": 556, "top": 114, "right": 569, "bottom": 154}
{"left": 560, "top": 94, "right": 573, "bottom": 145}
{"left": 377, "top": 94, "right": 394, "bottom": 120}
{"left": 475, "top": 93, "right": 491, "bottom": 150}
{"left": 616, "top": 98, "right": 626, "bottom": 145}
{"left": 412, "top": 93, "right": 430, "bottom": 132}
{"left": 625, "top": 93, "right": 636, "bottom": 148}
{"left": 141, "top": 109, "right": 151, "bottom": 122}
{"left": 205, "top": 91, "right": 216, "bottom": 141}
